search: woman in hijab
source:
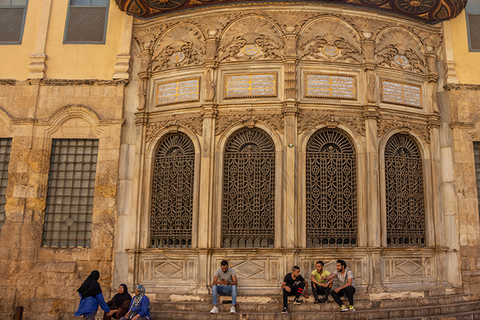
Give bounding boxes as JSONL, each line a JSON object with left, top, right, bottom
{"left": 104, "top": 284, "right": 132, "bottom": 319}
{"left": 74, "top": 270, "right": 110, "bottom": 320}
{"left": 120, "top": 285, "right": 151, "bottom": 320}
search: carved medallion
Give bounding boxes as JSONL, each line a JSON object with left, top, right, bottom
{"left": 170, "top": 51, "right": 185, "bottom": 64}
{"left": 394, "top": 54, "right": 409, "bottom": 66}
{"left": 322, "top": 45, "right": 339, "bottom": 57}
{"left": 395, "top": 0, "right": 434, "bottom": 13}
{"left": 242, "top": 43, "right": 260, "bottom": 56}
{"left": 145, "top": 0, "right": 186, "bottom": 10}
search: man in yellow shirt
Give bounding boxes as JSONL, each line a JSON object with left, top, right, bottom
{"left": 310, "top": 260, "right": 332, "bottom": 303}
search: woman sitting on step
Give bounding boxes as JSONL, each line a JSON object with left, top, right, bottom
{"left": 120, "top": 285, "right": 151, "bottom": 320}
{"left": 104, "top": 284, "right": 132, "bottom": 319}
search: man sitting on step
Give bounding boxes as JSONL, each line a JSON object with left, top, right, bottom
{"left": 322, "top": 259, "right": 356, "bottom": 312}
{"left": 210, "top": 260, "right": 237, "bottom": 314}
{"left": 281, "top": 266, "right": 309, "bottom": 314}
{"left": 311, "top": 260, "right": 332, "bottom": 303}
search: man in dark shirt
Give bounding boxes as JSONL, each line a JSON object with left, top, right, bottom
{"left": 281, "top": 266, "right": 309, "bottom": 314}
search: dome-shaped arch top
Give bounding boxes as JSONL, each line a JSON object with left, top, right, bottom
{"left": 385, "top": 133, "right": 425, "bottom": 247}
{"left": 150, "top": 132, "right": 195, "bottom": 248}
{"left": 306, "top": 129, "right": 357, "bottom": 247}
{"left": 116, "top": 0, "right": 465, "bottom": 23}
{"left": 222, "top": 127, "right": 275, "bottom": 248}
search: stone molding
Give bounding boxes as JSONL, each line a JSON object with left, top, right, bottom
{"left": 215, "top": 110, "right": 284, "bottom": 136}
{"left": 377, "top": 114, "right": 432, "bottom": 144}
{"left": 145, "top": 113, "right": 204, "bottom": 142}
{"left": 297, "top": 109, "right": 365, "bottom": 136}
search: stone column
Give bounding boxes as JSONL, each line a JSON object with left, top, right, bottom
{"left": 196, "top": 30, "right": 219, "bottom": 293}
{"left": 282, "top": 30, "right": 298, "bottom": 248}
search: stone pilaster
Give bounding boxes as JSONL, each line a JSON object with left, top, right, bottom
{"left": 27, "top": 0, "right": 52, "bottom": 80}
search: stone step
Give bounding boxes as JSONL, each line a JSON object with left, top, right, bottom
{"left": 150, "top": 294, "right": 471, "bottom": 312}
{"left": 150, "top": 300, "right": 480, "bottom": 320}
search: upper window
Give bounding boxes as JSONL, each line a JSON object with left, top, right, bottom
{"left": 64, "top": 0, "right": 109, "bottom": 44}
{"left": 0, "top": 0, "right": 28, "bottom": 45}
{"left": 466, "top": 0, "right": 480, "bottom": 52}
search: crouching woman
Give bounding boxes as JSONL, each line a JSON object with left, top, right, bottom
{"left": 120, "top": 285, "right": 151, "bottom": 320}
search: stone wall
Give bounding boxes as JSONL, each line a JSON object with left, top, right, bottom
{"left": 0, "top": 80, "right": 124, "bottom": 320}
{"left": 447, "top": 86, "right": 480, "bottom": 294}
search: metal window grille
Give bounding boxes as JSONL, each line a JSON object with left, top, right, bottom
{"left": 222, "top": 128, "right": 275, "bottom": 248}
{"left": 0, "top": 138, "right": 12, "bottom": 236}
{"left": 150, "top": 133, "right": 194, "bottom": 248}
{"left": 385, "top": 134, "right": 425, "bottom": 247}
{"left": 42, "top": 139, "right": 98, "bottom": 248}
{"left": 474, "top": 142, "right": 480, "bottom": 221}
{"left": 306, "top": 129, "right": 357, "bottom": 247}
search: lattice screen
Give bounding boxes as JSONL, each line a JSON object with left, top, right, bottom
{"left": 385, "top": 134, "right": 425, "bottom": 247}
{"left": 42, "top": 139, "right": 98, "bottom": 248}
{"left": 150, "top": 132, "right": 194, "bottom": 248}
{"left": 0, "top": 138, "right": 12, "bottom": 236}
{"left": 306, "top": 129, "right": 357, "bottom": 247}
{"left": 222, "top": 128, "right": 275, "bottom": 248}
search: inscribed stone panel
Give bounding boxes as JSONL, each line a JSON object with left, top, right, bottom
{"left": 381, "top": 80, "right": 422, "bottom": 107}
{"left": 224, "top": 73, "right": 277, "bottom": 98}
{"left": 305, "top": 73, "right": 356, "bottom": 99}
{"left": 156, "top": 78, "right": 200, "bottom": 105}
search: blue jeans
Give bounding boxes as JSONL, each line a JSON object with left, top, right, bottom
{"left": 212, "top": 285, "right": 237, "bottom": 305}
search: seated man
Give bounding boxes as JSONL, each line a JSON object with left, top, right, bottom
{"left": 210, "top": 260, "right": 237, "bottom": 314}
{"left": 310, "top": 260, "right": 331, "bottom": 303}
{"left": 323, "top": 259, "right": 356, "bottom": 312}
{"left": 281, "top": 266, "right": 309, "bottom": 314}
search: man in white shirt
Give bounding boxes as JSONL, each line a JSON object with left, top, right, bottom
{"left": 322, "top": 259, "right": 356, "bottom": 312}
{"left": 210, "top": 260, "right": 237, "bottom": 314}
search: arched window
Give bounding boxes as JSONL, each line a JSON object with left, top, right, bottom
{"left": 306, "top": 129, "right": 357, "bottom": 247}
{"left": 150, "top": 132, "right": 194, "bottom": 248}
{"left": 222, "top": 128, "right": 275, "bottom": 248}
{"left": 385, "top": 133, "right": 425, "bottom": 247}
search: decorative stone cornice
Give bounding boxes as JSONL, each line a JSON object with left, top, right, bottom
{"left": 42, "top": 79, "right": 127, "bottom": 86}
{"left": 146, "top": 113, "right": 204, "bottom": 141}
{"left": 215, "top": 110, "right": 284, "bottom": 136}
{"left": 297, "top": 109, "right": 365, "bottom": 136}
{"left": 444, "top": 83, "right": 480, "bottom": 91}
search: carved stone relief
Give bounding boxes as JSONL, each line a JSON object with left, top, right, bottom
{"left": 377, "top": 115, "right": 431, "bottom": 143}
{"left": 145, "top": 114, "right": 204, "bottom": 142}
{"left": 151, "top": 25, "right": 205, "bottom": 71}
{"left": 297, "top": 110, "right": 365, "bottom": 136}
{"left": 218, "top": 16, "right": 284, "bottom": 61}
{"left": 375, "top": 28, "right": 427, "bottom": 73}
{"left": 215, "top": 111, "right": 284, "bottom": 136}
{"left": 298, "top": 18, "right": 362, "bottom": 63}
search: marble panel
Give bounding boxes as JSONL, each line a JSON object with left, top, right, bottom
{"left": 224, "top": 73, "right": 277, "bottom": 98}
{"left": 381, "top": 80, "right": 422, "bottom": 107}
{"left": 304, "top": 73, "right": 356, "bottom": 99}
{"left": 156, "top": 78, "right": 200, "bottom": 105}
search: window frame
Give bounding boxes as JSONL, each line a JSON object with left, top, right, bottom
{"left": 63, "top": 0, "right": 109, "bottom": 45}
{"left": 0, "top": 0, "right": 29, "bottom": 45}
{"left": 466, "top": 0, "right": 480, "bottom": 52}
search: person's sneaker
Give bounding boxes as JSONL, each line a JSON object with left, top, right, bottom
{"left": 349, "top": 305, "right": 355, "bottom": 311}
{"left": 325, "top": 298, "right": 333, "bottom": 303}
{"left": 314, "top": 298, "right": 321, "bottom": 304}
{"left": 210, "top": 306, "right": 218, "bottom": 314}
{"left": 339, "top": 305, "right": 349, "bottom": 312}
{"left": 293, "top": 298, "right": 301, "bottom": 304}
{"left": 230, "top": 306, "right": 236, "bottom": 314}
{"left": 282, "top": 307, "right": 288, "bottom": 314}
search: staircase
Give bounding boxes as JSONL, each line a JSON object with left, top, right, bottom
{"left": 149, "top": 292, "right": 480, "bottom": 320}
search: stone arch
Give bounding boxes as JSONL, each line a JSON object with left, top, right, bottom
{"left": 218, "top": 15, "right": 284, "bottom": 61}
{"left": 0, "top": 107, "right": 14, "bottom": 135}
{"left": 45, "top": 105, "right": 103, "bottom": 137}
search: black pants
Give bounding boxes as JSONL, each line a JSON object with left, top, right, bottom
{"left": 311, "top": 282, "right": 331, "bottom": 301}
{"left": 282, "top": 282, "right": 305, "bottom": 308}
{"left": 330, "top": 286, "right": 356, "bottom": 306}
